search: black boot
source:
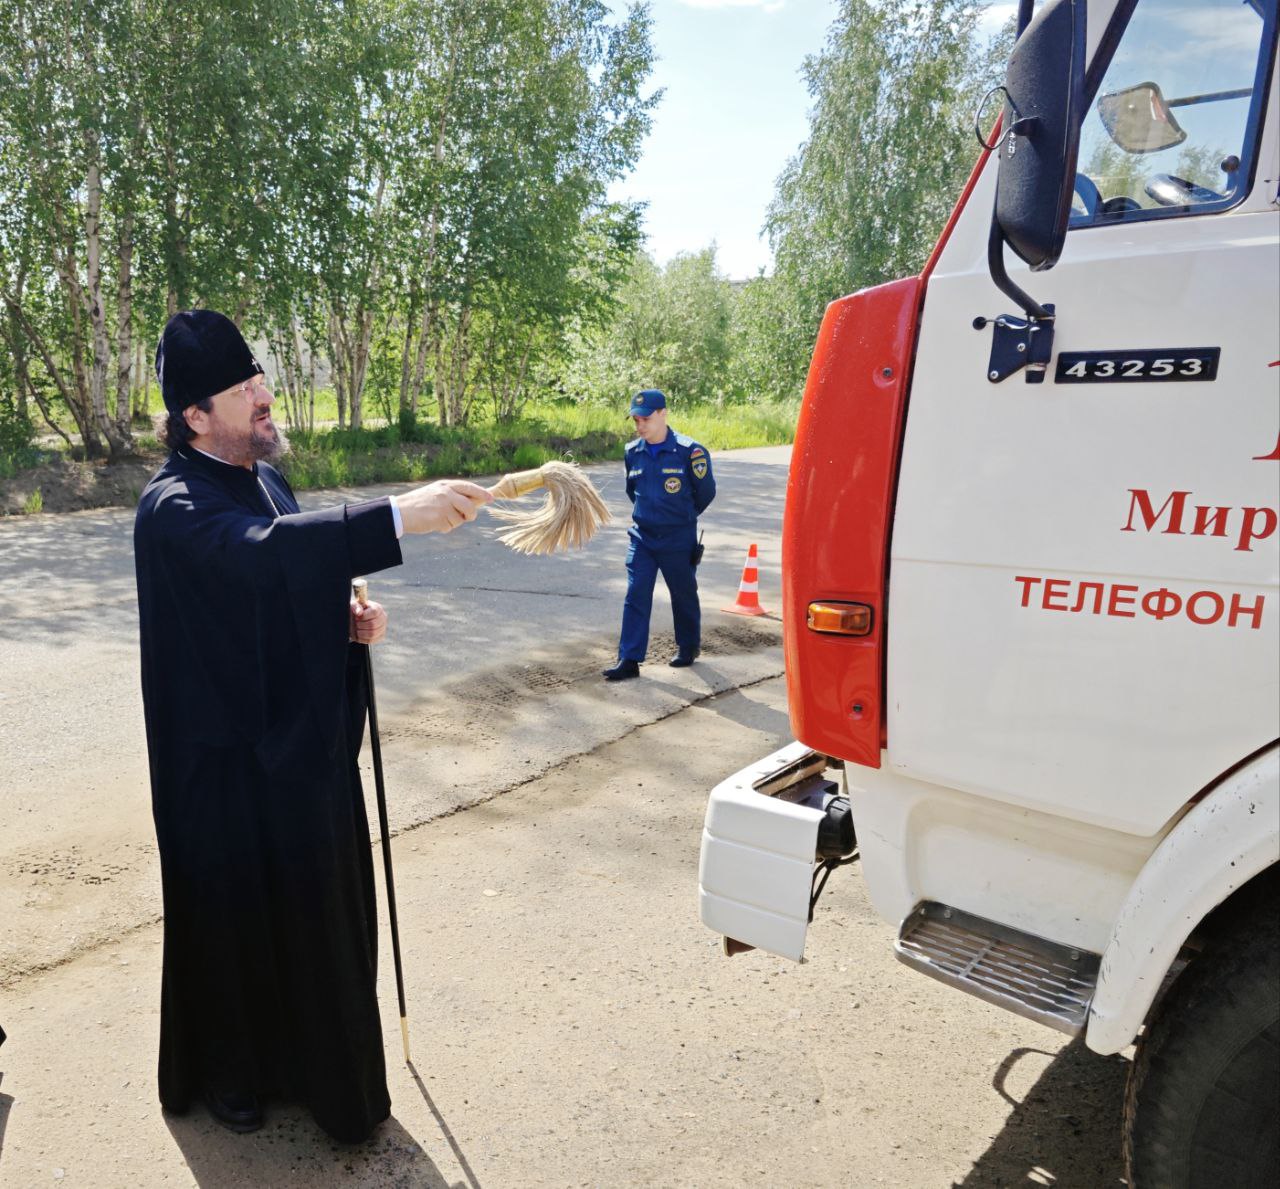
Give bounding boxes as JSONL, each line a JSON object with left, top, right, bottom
{"left": 602, "top": 658, "right": 640, "bottom": 681}
{"left": 204, "top": 1084, "right": 264, "bottom": 1133}
{"left": 669, "top": 649, "right": 699, "bottom": 667}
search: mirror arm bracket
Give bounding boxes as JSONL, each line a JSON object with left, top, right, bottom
{"left": 975, "top": 306, "right": 1056, "bottom": 384}
{"left": 978, "top": 218, "right": 1056, "bottom": 384}
{"left": 986, "top": 216, "right": 1052, "bottom": 321}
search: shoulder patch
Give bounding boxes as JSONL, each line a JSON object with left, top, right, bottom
{"left": 692, "top": 457, "right": 708, "bottom": 480}
{"left": 690, "top": 446, "right": 705, "bottom": 458}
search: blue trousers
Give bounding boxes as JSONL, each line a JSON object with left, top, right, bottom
{"left": 619, "top": 527, "right": 700, "bottom": 662}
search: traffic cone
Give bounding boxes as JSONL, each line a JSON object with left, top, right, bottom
{"left": 721, "top": 543, "right": 769, "bottom": 617}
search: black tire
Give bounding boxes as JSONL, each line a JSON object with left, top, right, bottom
{"left": 1125, "top": 912, "right": 1280, "bottom": 1188}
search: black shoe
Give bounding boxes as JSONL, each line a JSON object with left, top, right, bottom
{"left": 602, "top": 658, "right": 640, "bottom": 681}
{"left": 669, "top": 650, "right": 699, "bottom": 668}
{"left": 204, "top": 1085, "right": 264, "bottom": 1133}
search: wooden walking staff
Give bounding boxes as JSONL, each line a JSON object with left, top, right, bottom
{"left": 351, "top": 577, "right": 411, "bottom": 1065}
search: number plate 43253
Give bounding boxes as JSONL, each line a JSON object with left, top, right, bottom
{"left": 1055, "top": 348, "right": 1220, "bottom": 383}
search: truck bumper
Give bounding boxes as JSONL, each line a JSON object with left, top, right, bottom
{"left": 697, "top": 742, "right": 838, "bottom": 961}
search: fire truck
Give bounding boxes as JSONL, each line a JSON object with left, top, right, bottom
{"left": 698, "top": 0, "right": 1279, "bottom": 1182}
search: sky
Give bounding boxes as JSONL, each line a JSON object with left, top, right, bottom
{"left": 607, "top": 0, "right": 1017, "bottom": 280}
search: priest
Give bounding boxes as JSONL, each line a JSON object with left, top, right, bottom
{"left": 134, "top": 309, "right": 491, "bottom": 1142}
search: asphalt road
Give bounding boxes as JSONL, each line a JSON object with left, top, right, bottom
{"left": 0, "top": 675, "right": 1128, "bottom": 1188}
{"left": 0, "top": 448, "right": 790, "bottom": 985}
{"left": 0, "top": 443, "right": 1134, "bottom": 1186}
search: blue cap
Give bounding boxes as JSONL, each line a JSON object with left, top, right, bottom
{"left": 629, "top": 389, "right": 666, "bottom": 416}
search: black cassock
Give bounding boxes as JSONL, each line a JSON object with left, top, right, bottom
{"left": 133, "top": 447, "right": 403, "bottom": 1142}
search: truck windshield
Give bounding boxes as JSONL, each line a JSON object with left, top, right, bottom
{"left": 1071, "top": 0, "right": 1277, "bottom": 225}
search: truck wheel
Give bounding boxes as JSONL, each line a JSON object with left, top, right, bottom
{"left": 1124, "top": 914, "right": 1279, "bottom": 1188}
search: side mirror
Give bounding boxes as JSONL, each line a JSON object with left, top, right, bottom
{"left": 995, "top": 0, "right": 1087, "bottom": 272}
{"left": 1097, "top": 81, "right": 1187, "bottom": 153}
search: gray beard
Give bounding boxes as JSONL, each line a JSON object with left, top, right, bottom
{"left": 206, "top": 419, "right": 290, "bottom": 467}
{"left": 248, "top": 420, "right": 289, "bottom": 464}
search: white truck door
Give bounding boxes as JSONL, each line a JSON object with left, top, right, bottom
{"left": 888, "top": 0, "right": 1280, "bottom": 836}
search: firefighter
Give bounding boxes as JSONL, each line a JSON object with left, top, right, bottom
{"left": 603, "top": 389, "right": 716, "bottom": 681}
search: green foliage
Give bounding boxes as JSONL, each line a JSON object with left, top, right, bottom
{"left": 21, "top": 487, "right": 43, "bottom": 515}
{"left": 726, "top": 272, "right": 812, "bottom": 403}
{"left": 762, "top": 0, "right": 1004, "bottom": 394}
{"left": 565, "top": 1, "right": 1008, "bottom": 409}
{"left": 2, "top": 0, "right": 1013, "bottom": 484}
{"left": 564, "top": 248, "right": 734, "bottom": 405}
{"left": 512, "top": 443, "right": 558, "bottom": 469}
{"left": 0, "top": 0, "right": 658, "bottom": 454}
{"left": 273, "top": 398, "right": 793, "bottom": 491}
{"left": 0, "top": 383, "right": 40, "bottom": 480}
{"left": 667, "top": 401, "right": 799, "bottom": 451}
{"left": 0, "top": 396, "right": 34, "bottom": 461}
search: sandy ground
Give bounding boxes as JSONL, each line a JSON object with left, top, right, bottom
{"left": 0, "top": 675, "right": 1130, "bottom": 1189}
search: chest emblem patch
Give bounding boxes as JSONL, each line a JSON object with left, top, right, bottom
{"left": 692, "top": 458, "right": 708, "bottom": 479}
{"left": 664, "top": 476, "right": 682, "bottom": 494}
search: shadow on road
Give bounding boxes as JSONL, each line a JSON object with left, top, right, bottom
{"left": 407, "top": 1061, "right": 483, "bottom": 1189}
{"left": 955, "top": 1040, "right": 1129, "bottom": 1188}
{"left": 165, "top": 1104, "right": 462, "bottom": 1188}
{"left": 692, "top": 680, "right": 792, "bottom": 738}
{"left": 0, "top": 1071, "right": 11, "bottom": 1164}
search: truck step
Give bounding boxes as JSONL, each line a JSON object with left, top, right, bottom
{"left": 895, "top": 901, "right": 1100, "bottom": 1036}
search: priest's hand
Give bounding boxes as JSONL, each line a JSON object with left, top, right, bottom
{"left": 397, "top": 479, "right": 493, "bottom": 534}
{"left": 350, "top": 598, "right": 388, "bottom": 645}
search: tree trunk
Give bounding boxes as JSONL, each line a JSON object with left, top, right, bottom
{"left": 397, "top": 293, "right": 417, "bottom": 422}
{"left": 307, "top": 345, "right": 316, "bottom": 433}
{"left": 8, "top": 265, "right": 30, "bottom": 422}
{"left": 114, "top": 207, "right": 136, "bottom": 438}
{"left": 135, "top": 338, "right": 148, "bottom": 417}
{"left": 163, "top": 138, "right": 184, "bottom": 317}
{"left": 349, "top": 171, "right": 387, "bottom": 433}
{"left": 481, "top": 323, "right": 501, "bottom": 420}
{"left": 351, "top": 305, "right": 376, "bottom": 432}
{"left": 446, "top": 305, "right": 473, "bottom": 427}
{"left": 4, "top": 295, "right": 92, "bottom": 448}
{"left": 268, "top": 333, "right": 293, "bottom": 427}
{"left": 51, "top": 196, "right": 102, "bottom": 458}
{"left": 411, "top": 299, "right": 437, "bottom": 420}
{"left": 407, "top": 33, "right": 459, "bottom": 417}
{"left": 2, "top": 299, "right": 71, "bottom": 447}
{"left": 328, "top": 308, "right": 348, "bottom": 429}
{"left": 500, "top": 339, "right": 534, "bottom": 422}
{"left": 434, "top": 329, "right": 448, "bottom": 425}
{"left": 292, "top": 319, "right": 315, "bottom": 434}
{"left": 84, "top": 151, "right": 130, "bottom": 461}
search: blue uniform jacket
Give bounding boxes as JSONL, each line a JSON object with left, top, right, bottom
{"left": 624, "top": 430, "right": 715, "bottom": 534}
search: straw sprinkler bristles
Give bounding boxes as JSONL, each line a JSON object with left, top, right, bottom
{"left": 487, "top": 460, "right": 612, "bottom": 555}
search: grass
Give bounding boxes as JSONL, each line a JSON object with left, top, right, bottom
{"left": 1, "top": 444, "right": 44, "bottom": 480}
{"left": 21, "top": 488, "right": 43, "bottom": 514}
{"left": 524, "top": 400, "right": 799, "bottom": 451}
{"left": 11, "top": 392, "right": 799, "bottom": 497}
{"left": 275, "top": 397, "right": 798, "bottom": 492}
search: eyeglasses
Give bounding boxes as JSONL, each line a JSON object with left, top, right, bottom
{"left": 235, "top": 374, "right": 274, "bottom": 401}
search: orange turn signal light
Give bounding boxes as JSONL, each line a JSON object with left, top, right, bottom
{"left": 807, "top": 601, "right": 873, "bottom": 636}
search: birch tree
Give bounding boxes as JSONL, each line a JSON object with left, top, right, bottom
{"left": 762, "top": 0, "right": 1006, "bottom": 391}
